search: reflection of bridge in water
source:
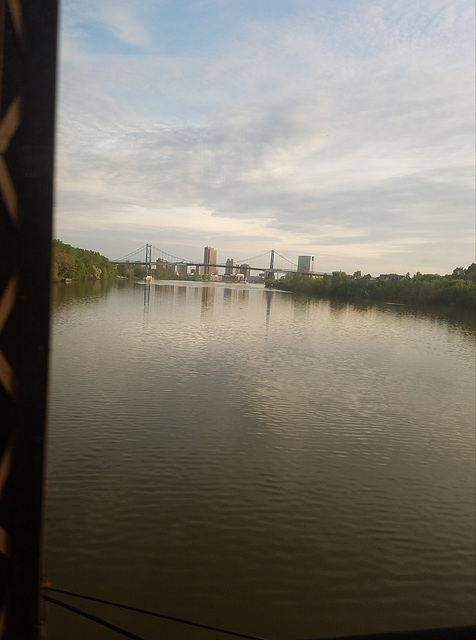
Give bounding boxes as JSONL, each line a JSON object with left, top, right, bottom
{"left": 140, "top": 279, "right": 279, "bottom": 326}
{"left": 112, "top": 244, "right": 322, "bottom": 278}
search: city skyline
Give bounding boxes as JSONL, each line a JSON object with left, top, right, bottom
{"left": 55, "top": 1, "right": 474, "bottom": 276}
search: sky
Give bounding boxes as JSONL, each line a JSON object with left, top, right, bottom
{"left": 55, "top": 0, "right": 475, "bottom": 275}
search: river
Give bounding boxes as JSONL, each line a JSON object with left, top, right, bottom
{"left": 43, "top": 280, "right": 476, "bottom": 639}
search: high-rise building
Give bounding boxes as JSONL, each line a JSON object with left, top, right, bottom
{"left": 239, "top": 264, "right": 251, "bottom": 280}
{"left": 156, "top": 258, "right": 173, "bottom": 271}
{"left": 175, "top": 262, "right": 194, "bottom": 276}
{"left": 203, "top": 246, "right": 217, "bottom": 275}
{"left": 297, "top": 256, "right": 314, "bottom": 273}
{"left": 225, "top": 258, "right": 238, "bottom": 275}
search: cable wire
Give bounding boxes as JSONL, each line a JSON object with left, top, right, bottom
{"left": 43, "top": 587, "right": 270, "bottom": 640}
{"left": 113, "top": 245, "right": 147, "bottom": 262}
{"left": 43, "top": 595, "right": 149, "bottom": 640}
{"left": 236, "top": 250, "right": 271, "bottom": 264}
{"left": 150, "top": 245, "right": 193, "bottom": 264}
{"left": 114, "top": 245, "right": 291, "bottom": 270}
{"left": 273, "top": 251, "right": 296, "bottom": 268}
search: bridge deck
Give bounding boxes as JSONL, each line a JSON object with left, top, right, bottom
{"left": 112, "top": 261, "right": 323, "bottom": 276}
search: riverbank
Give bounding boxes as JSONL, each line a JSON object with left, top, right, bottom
{"left": 267, "top": 270, "right": 476, "bottom": 311}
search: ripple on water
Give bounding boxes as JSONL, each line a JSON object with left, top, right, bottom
{"left": 45, "top": 284, "right": 476, "bottom": 639}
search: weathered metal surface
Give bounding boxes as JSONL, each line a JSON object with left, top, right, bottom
{"left": 0, "top": 1, "right": 58, "bottom": 638}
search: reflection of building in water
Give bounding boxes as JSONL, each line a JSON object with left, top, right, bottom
{"left": 265, "top": 291, "right": 273, "bottom": 325}
{"left": 143, "top": 281, "right": 151, "bottom": 309}
{"left": 292, "top": 296, "right": 311, "bottom": 320}
{"left": 223, "top": 287, "right": 236, "bottom": 303}
{"left": 224, "top": 287, "right": 250, "bottom": 305}
{"left": 201, "top": 286, "right": 215, "bottom": 310}
{"left": 176, "top": 284, "right": 189, "bottom": 299}
{"left": 203, "top": 246, "right": 217, "bottom": 275}
{"left": 156, "top": 284, "right": 176, "bottom": 298}
{"left": 161, "top": 284, "right": 189, "bottom": 298}
{"left": 297, "top": 256, "right": 314, "bottom": 272}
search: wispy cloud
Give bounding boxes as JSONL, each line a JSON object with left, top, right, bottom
{"left": 55, "top": 0, "right": 475, "bottom": 274}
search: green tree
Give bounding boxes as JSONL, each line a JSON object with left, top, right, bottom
{"left": 52, "top": 247, "right": 74, "bottom": 280}
{"left": 451, "top": 266, "right": 466, "bottom": 279}
{"left": 118, "top": 263, "right": 135, "bottom": 278}
{"left": 270, "top": 263, "right": 475, "bottom": 310}
{"left": 467, "top": 263, "right": 476, "bottom": 283}
{"left": 51, "top": 239, "right": 116, "bottom": 281}
{"left": 152, "top": 268, "right": 176, "bottom": 280}
{"left": 133, "top": 265, "right": 146, "bottom": 279}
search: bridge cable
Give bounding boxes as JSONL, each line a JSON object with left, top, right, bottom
{"left": 113, "top": 245, "right": 147, "bottom": 262}
{"left": 236, "top": 250, "right": 271, "bottom": 264}
{"left": 42, "top": 586, "right": 271, "bottom": 640}
{"left": 149, "top": 245, "right": 193, "bottom": 264}
{"left": 273, "top": 251, "right": 296, "bottom": 268}
{"left": 115, "top": 246, "right": 276, "bottom": 268}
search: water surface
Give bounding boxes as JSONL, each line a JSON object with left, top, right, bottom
{"left": 44, "top": 281, "right": 476, "bottom": 639}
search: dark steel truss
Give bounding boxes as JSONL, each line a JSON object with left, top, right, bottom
{"left": 0, "top": 1, "right": 58, "bottom": 638}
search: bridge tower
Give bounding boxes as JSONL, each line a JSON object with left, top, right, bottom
{"left": 145, "top": 243, "right": 152, "bottom": 277}
{"left": 269, "top": 249, "right": 275, "bottom": 271}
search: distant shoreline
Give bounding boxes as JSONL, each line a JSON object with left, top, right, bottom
{"left": 266, "top": 268, "right": 475, "bottom": 312}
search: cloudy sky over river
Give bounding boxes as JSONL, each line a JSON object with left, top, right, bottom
{"left": 55, "top": 0, "right": 475, "bottom": 275}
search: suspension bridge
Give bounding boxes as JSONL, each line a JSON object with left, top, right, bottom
{"left": 111, "top": 244, "right": 320, "bottom": 278}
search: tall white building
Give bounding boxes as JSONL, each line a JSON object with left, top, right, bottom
{"left": 297, "top": 256, "right": 314, "bottom": 272}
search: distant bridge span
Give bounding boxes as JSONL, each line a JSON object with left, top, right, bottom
{"left": 111, "top": 245, "right": 324, "bottom": 277}
{"left": 112, "top": 261, "right": 268, "bottom": 273}
{"left": 111, "top": 261, "right": 324, "bottom": 278}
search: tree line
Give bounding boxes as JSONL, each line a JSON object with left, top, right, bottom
{"left": 266, "top": 264, "right": 476, "bottom": 310}
{"left": 52, "top": 240, "right": 204, "bottom": 282}
{"left": 51, "top": 239, "right": 117, "bottom": 281}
